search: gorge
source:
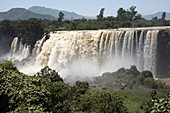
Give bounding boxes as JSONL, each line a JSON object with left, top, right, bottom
{"left": 4, "top": 27, "right": 170, "bottom": 78}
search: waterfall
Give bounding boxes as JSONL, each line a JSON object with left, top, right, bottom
{"left": 10, "top": 37, "right": 18, "bottom": 55}
{"left": 137, "top": 31, "right": 144, "bottom": 71}
{"left": 143, "top": 30, "right": 159, "bottom": 75}
{"left": 8, "top": 29, "right": 160, "bottom": 77}
{"left": 10, "top": 37, "right": 31, "bottom": 60}
{"left": 21, "top": 44, "right": 30, "bottom": 59}
{"left": 32, "top": 35, "right": 47, "bottom": 57}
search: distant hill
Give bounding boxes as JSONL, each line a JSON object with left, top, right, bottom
{"left": 143, "top": 11, "right": 170, "bottom": 20}
{"left": 28, "top": 6, "right": 85, "bottom": 20}
{"left": 0, "top": 8, "right": 56, "bottom": 20}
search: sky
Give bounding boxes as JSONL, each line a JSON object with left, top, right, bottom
{"left": 0, "top": 0, "right": 170, "bottom": 17}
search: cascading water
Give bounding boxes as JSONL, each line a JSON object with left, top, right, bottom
{"left": 10, "top": 38, "right": 31, "bottom": 60}
{"left": 8, "top": 29, "right": 160, "bottom": 78}
{"left": 143, "top": 30, "right": 159, "bottom": 75}
{"left": 10, "top": 37, "right": 18, "bottom": 55}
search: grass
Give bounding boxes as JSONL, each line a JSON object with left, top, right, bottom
{"left": 118, "top": 86, "right": 151, "bottom": 113}
{"left": 92, "top": 66, "right": 170, "bottom": 113}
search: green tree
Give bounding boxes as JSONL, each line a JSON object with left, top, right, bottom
{"left": 58, "top": 11, "right": 65, "bottom": 22}
{"left": 36, "top": 66, "right": 63, "bottom": 82}
{"left": 162, "top": 12, "right": 166, "bottom": 20}
{"left": 15, "top": 18, "right": 44, "bottom": 51}
{"left": 97, "top": 8, "right": 105, "bottom": 20}
{"left": 127, "top": 6, "right": 138, "bottom": 20}
{"left": 0, "top": 61, "right": 70, "bottom": 113}
{"left": 142, "top": 91, "right": 170, "bottom": 113}
{"left": 74, "top": 89, "right": 128, "bottom": 113}
{"left": 117, "top": 6, "right": 141, "bottom": 21}
{"left": 134, "top": 14, "right": 143, "bottom": 20}
{"left": 152, "top": 16, "right": 158, "bottom": 20}
{"left": 0, "top": 20, "right": 15, "bottom": 36}
{"left": 116, "top": 8, "right": 127, "bottom": 21}
{"left": 72, "top": 81, "right": 89, "bottom": 97}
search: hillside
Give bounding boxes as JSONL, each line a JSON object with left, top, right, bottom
{"left": 0, "top": 8, "right": 56, "bottom": 20}
{"left": 28, "top": 6, "right": 84, "bottom": 20}
{"left": 143, "top": 11, "right": 170, "bottom": 20}
{"left": 91, "top": 66, "right": 170, "bottom": 113}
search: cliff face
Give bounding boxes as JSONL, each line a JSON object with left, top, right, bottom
{"left": 0, "top": 35, "right": 14, "bottom": 55}
{"left": 157, "top": 30, "right": 170, "bottom": 77}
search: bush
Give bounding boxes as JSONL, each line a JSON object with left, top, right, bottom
{"left": 143, "top": 77, "right": 164, "bottom": 89}
{"left": 141, "top": 70, "right": 153, "bottom": 78}
{"left": 142, "top": 92, "right": 170, "bottom": 113}
{"left": 72, "top": 89, "right": 128, "bottom": 113}
{"left": 0, "top": 61, "right": 70, "bottom": 113}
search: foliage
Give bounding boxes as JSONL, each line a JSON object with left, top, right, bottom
{"left": 72, "top": 81, "right": 89, "bottom": 97}
{"left": 15, "top": 18, "right": 44, "bottom": 50}
{"left": 72, "top": 89, "right": 128, "bottom": 113}
{"left": 117, "top": 8, "right": 127, "bottom": 21}
{"left": 116, "top": 6, "right": 142, "bottom": 21}
{"left": 93, "top": 66, "right": 170, "bottom": 113}
{"left": 0, "top": 61, "right": 70, "bottom": 113}
{"left": 0, "top": 60, "right": 16, "bottom": 70}
{"left": 0, "top": 61, "right": 127, "bottom": 113}
{"left": 0, "top": 20, "right": 15, "bottom": 36}
{"left": 142, "top": 91, "right": 170, "bottom": 113}
{"left": 97, "top": 8, "right": 105, "bottom": 20}
{"left": 152, "top": 16, "right": 158, "bottom": 20}
{"left": 162, "top": 12, "right": 166, "bottom": 20}
{"left": 1, "top": 6, "right": 170, "bottom": 55}
{"left": 127, "top": 6, "right": 138, "bottom": 20}
{"left": 36, "top": 66, "right": 63, "bottom": 82}
{"left": 58, "top": 11, "right": 65, "bottom": 22}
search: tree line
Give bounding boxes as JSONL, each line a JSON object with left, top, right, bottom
{"left": 0, "top": 6, "right": 170, "bottom": 54}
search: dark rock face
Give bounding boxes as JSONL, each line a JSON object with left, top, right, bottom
{"left": 0, "top": 35, "right": 14, "bottom": 55}
{"left": 157, "top": 30, "right": 170, "bottom": 77}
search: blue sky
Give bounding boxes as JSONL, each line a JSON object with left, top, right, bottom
{"left": 0, "top": 0, "right": 170, "bottom": 16}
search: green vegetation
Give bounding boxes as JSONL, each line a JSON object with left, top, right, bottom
{"left": 0, "top": 61, "right": 128, "bottom": 113}
{"left": 92, "top": 65, "right": 170, "bottom": 113}
{"left": 0, "top": 6, "right": 170, "bottom": 112}
{"left": 0, "top": 61, "right": 169, "bottom": 113}
{"left": 58, "top": 11, "right": 65, "bottom": 22}
{"left": 141, "top": 90, "right": 170, "bottom": 113}
{"left": 162, "top": 12, "right": 166, "bottom": 20}
{"left": 97, "top": 8, "right": 105, "bottom": 20}
{"left": 1, "top": 6, "right": 170, "bottom": 54}
{"left": 116, "top": 6, "right": 141, "bottom": 21}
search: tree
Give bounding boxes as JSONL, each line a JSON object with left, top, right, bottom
{"left": 116, "top": 6, "right": 141, "bottom": 21}
{"left": 134, "top": 14, "right": 143, "bottom": 20}
{"left": 0, "top": 20, "right": 15, "bottom": 36}
{"left": 36, "top": 66, "right": 63, "bottom": 82}
{"left": 162, "top": 12, "right": 166, "bottom": 20}
{"left": 73, "top": 89, "right": 128, "bottom": 113}
{"left": 72, "top": 81, "right": 89, "bottom": 97}
{"left": 116, "top": 8, "right": 127, "bottom": 21}
{"left": 97, "top": 8, "right": 105, "bottom": 20}
{"left": 142, "top": 91, "right": 170, "bottom": 113}
{"left": 0, "top": 62, "right": 70, "bottom": 113}
{"left": 58, "top": 11, "right": 65, "bottom": 22}
{"left": 15, "top": 18, "right": 44, "bottom": 51}
{"left": 152, "top": 16, "right": 158, "bottom": 20}
{"left": 127, "top": 6, "right": 138, "bottom": 20}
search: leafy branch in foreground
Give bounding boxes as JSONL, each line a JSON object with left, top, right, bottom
{"left": 142, "top": 90, "right": 170, "bottom": 113}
